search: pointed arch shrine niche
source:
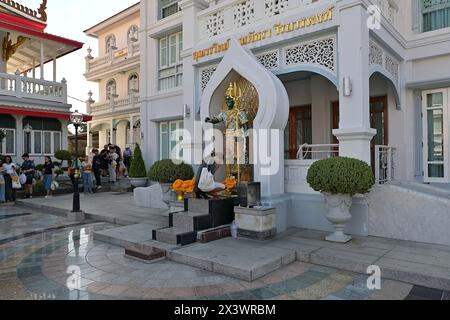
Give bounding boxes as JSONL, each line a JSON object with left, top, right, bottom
{"left": 201, "top": 38, "right": 289, "bottom": 197}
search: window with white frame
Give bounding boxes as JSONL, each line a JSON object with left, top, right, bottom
{"left": 106, "top": 79, "right": 117, "bottom": 99}
{"left": 160, "top": 120, "right": 184, "bottom": 160}
{"left": 160, "top": 0, "right": 180, "bottom": 19}
{"left": 105, "top": 34, "right": 117, "bottom": 53}
{"left": 158, "top": 31, "right": 183, "bottom": 91}
{"left": 128, "top": 25, "right": 139, "bottom": 43}
{"left": 0, "top": 115, "right": 16, "bottom": 155}
{"left": 23, "top": 118, "right": 62, "bottom": 156}
{"left": 422, "top": 0, "right": 450, "bottom": 32}
{"left": 0, "top": 129, "right": 15, "bottom": 155}
{"left": 128, "top": 73, "right": 139, "bottom": 93}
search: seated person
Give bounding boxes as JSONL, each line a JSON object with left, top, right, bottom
{"left": 194, "top": 153, "right": 225, "bottom": 199}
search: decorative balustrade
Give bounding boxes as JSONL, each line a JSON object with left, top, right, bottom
{"left": 90, "top": 94, "right": 140, "bottom": 114}
{"left": 375, "top": 145, "right": 396, "bottom": 185}
{"left": 297, "top": 143, "right": 339, "bottom": 160}
{"left": 0, "top": 71, "right": 67, "bottom": 103}
{"left": 370, "top": 0, "right": 399, "bottom": 29}
{"left": 86, "top": 42, "right": 140, "bottom": 73}
{"left": 198, "top": 0, "right": 319, "bottom": 41}
{"left": 198, "top": 0, "right": 401, "bottom": 41}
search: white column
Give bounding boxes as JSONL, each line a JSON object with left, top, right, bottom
{"left": 86, "top": 123, "right": 92, "bottom": 155}
{"left": 333, "top": 4, "right": 376, "bottom": 164}
{"left": 180, "top": 0, "right": 209, "bottom": 166}
{"left": 61, "top": 120, "right": 69, "bottom": 151}
{"left": 40, "top": 40, "right": 45, "bottom": 80}
{"left": 53, "top": 57, "right": 57, "bottom": 82}
{"left": 14, "top": 115, "right": 24, "bottom": 159}
{"left": 130, "top": 115, "right": 136, "bottom": 147}
{"left": 111, "top": 119, "right": 117, "bottom": 145}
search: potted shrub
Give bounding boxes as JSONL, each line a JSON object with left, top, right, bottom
{"left": 55, "top": 150, "right": 72, "bottom": 174}
{"left": 128, "top": 144, "right": 148, "bottom": 187}
{"left": 148, "top": 160, "right": 194, "bottom": 203}
{"left": 307, "top": 157, "right": 375, "bottom": 243}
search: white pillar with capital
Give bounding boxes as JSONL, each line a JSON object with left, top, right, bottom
{"left": 180, "top": 0, "right": 209, "bottom": 166}
{"left": 333, "top": 4, "right": 376, "bottom": 164}
{"left": 14, "top": 115, "right": 24, "bottom": 160}
{"left": 110, "top": 119, "right": 117, "bottom": 145}
{"left": 129, "top": 115, "right": 136, "bottom": 148}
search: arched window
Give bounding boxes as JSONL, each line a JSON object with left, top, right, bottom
{"left": 128, "top": 74, "right": 139, "bottom": 93}
{"left": 105, "top": 34, "right": 116, "bottom": 53}
{"left": 106, "top": 79, "right": 117, "bottom": 99}
{"left": 128, "top": 25, "right": 139, "bottom": 43}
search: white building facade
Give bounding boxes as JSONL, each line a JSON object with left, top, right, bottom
{"left": 140, "top": 0, "right": 450, "bottom": 246}
{"left": 84, "top": 3, "right": 142, "bottom": 152}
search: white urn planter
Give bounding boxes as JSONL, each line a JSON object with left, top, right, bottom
{"left": 129, "top": 178, "right": 148, "bottom": 188}
{"left": 323, "top": 193, "right": 353, "bottom": 243}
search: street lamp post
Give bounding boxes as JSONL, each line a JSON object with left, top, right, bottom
{"left": 70, "top": 110, "right": 84, "bottom": 213}
{"left": 24, "top": 124, "right": 33, "bottom": 153}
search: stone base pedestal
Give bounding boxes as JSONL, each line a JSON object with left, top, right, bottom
{"left": 235, "top": 207, "right": 277, "bottom": 241}
{"left": 68, "top": 211, "right": 85, "bottom": 222}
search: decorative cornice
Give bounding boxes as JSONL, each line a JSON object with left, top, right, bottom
{"left": 0, "top": 0, "right": 47, "bottom": 23}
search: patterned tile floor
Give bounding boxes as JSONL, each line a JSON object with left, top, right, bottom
{"left": 0, "top": 207, "right": 448, "bottom": 300}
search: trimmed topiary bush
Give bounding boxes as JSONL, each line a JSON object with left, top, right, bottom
{"left": 36, "top": 164, "right": 45, "bottom": 172}
{"left": 307, "top": 157, "right": 375, "bottom": 196}
{"left": 129, "top": 144, "right": 147, "bottom": 178}
{"left": 148, "top": 160, "right": 194, "bottom": 183}
{"left": 55, "top": 150, "right": 72, "bottom": 169}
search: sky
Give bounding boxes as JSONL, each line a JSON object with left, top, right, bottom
{"left": 25, "top": 0, "right": 139, "bottom": 114}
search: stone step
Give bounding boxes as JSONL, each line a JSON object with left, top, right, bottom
{"left": 125, "top": 245, "right": 166, "bottom": 263}
{"left": 153, "top": 227, "right": 197, "bottom": 246}
{"left": 172, "top": 211, "right": 212, "bottom": 231}
{"left": 187, "top": 198, "right": 236, "bottom": 228}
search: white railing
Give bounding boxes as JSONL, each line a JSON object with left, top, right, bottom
{"left": 370, "top": 0, "right": 399, "bottom": 30}
{"left": 297, "top": 143, "right": 339, "bottom": 160}
{"left": 90, "top": 94, "right": 140, "bottom": 114}
{"left": 375, "top": 145, "right": 396, "bottom": 185}
{"left": 285, "top": 144, "right": 339, "bottom": 194}
{"left": 86, "top": 42, "right": 140, "bottom": 73}
{"left": 198, "top": 0, "right": 319, "bottom": 41}
{"left": 0, "top": 71, "right": 67, "bottom": 103}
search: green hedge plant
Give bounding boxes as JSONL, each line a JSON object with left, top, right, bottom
{"left": 307, "top": 157, "right": 375, "bottom": 196}
{"left": 55, "top": 150, "right": 72, "bottom": 170}
{"left": 128, "top": 144, "right": 147, "bottom": 178}
{"left": 148, "top": 160, "right": 194, "bottom": 183}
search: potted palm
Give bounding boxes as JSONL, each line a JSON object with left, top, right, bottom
{"left": 307, "top": 157, "right": 375, "bottom": 243}
{"left": 128, "top": 144, "right": 148, "bottom": 187}
{"left": 148, "top": 160, "right": 194, "bottom": 203}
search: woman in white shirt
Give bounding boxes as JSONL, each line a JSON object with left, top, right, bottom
{"left": 2, "top": 156, "right": 17, "bottom": 202}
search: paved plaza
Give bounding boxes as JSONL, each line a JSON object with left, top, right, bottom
{"left": 0, "top": 204, "right": 449, "bottom": 300}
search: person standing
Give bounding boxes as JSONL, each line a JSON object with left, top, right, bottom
{"left": 20, "top": 153, "right": 35, "bottom": 199}
{"left": 69, "top": 155, "right": 81, "bottom": 189}
{"left": 108, "top": 147, "right": 119, "bottom": 184}
{"left": 0, "top": 159, "right": 6, "bottom": 203}
{"left": 2, "top": 156, "right": 17, "bottom": 202}
{"left": 92, "top": 149, "right": 102, "bottom": 189}
{"left": 101, "top": 145, "right": 109, "bottom": 177}
{"left": 82, "top": 157, "right": 93, "bottom": 194}
{"left": 123, "top": 146, "right": 132, "bottom": 170}
{"left": 42, "top": 156, "right": 55, "bottom": 198}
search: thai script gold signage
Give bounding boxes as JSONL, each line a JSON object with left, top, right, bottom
{"left": 193, "top": 6, "right": 334, "bottom": 61}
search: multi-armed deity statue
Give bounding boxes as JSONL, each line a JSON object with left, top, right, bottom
{"left": 206, "top": 81, "right": 256, "bottom": 181}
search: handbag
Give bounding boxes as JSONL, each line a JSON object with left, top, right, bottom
{"left": 198, "top": 168, "right": 216, "bottom": 193}
{"left": 19, "top": 173, "right": 27, "bottom": 185}
{"left": 11, "top": 175, "right": 21, "bottom": 189}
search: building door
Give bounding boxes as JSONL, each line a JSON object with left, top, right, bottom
{"left": 332, "top": 96, "right": 388, "bottom": 166}
{"left": 423, "top": 89, "right": 449, "bottom": 183}
{"left": 284, "top": 106, "right": 312, "bottom": 159}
